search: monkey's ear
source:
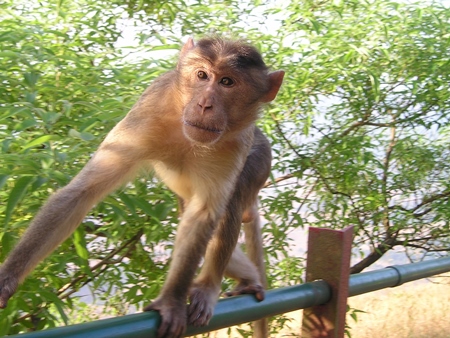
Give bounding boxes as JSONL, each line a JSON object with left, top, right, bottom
{"left": 180, "top": 37, "right": 195, "bottom": 57}
{"left": 261, "top": 70, "right": 285, "bottom": 103}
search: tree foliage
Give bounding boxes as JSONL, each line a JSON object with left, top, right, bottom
{"left": 0, "top": 0, "right": 449, "bottom": 335}
{"left": 269, "top": 0, "right": 450, "bottom": 273}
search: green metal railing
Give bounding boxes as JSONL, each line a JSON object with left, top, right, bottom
{"left": 13, "top": 256, "right": 450, "bottom": 338}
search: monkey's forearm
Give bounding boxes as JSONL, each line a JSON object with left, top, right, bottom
{"left": 1, "top": 186, "right": 97, "bottom": 281}
{"left": 158, "top": 210, "right": 218, "bottom": 299}
{"left": 196, "top": 198, "right": 242, "bottom": 286}
{"left": 0, "top": 183, "right": 102, "bottom": 309}
{"left": 1, "top": 147, "right": 140, "bottom": 283}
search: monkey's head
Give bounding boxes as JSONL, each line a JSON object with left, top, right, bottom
{"left": 176, "top": 37, "right": 284, "bottom": 145}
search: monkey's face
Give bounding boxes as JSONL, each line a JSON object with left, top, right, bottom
{"left": 177, "top": 37, "right": 284, "bottom": 146}
{"left": 180, "top": 67, "right": 235, "bottom": 145}
{"left": 179, "top": 68, "right": 264, "bottom": 145}
{"left": 180, "top": 66, "right": 268, "bottom": 145}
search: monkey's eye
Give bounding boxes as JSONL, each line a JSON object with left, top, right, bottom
{"left": 220, "top": 77, "right": 234, "bottom": 86}
{"left": 197, "top": 71, "right": 208, "bottom": 80}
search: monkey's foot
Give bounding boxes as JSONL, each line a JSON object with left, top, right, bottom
{"left": 188, "top": 285, "right": 219, "bottom": 327}
{"left": 0, "top": 273, "right": 19, "bottom": 309}
{"left": 224, "top": 282, "right": 265, "bottom": 301}
{"left": 143, "top": 298, "right": 187, "bottom": 338}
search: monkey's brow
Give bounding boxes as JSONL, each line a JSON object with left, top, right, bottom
{"left": 187, "top": 55, "right": 214, "bottom": 66}
{"left": 226, "top": 54, "right": 266, "bottom": 70}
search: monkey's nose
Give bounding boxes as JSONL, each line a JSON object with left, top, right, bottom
{"left": 198, "top": 97, "right": 213, "bottom": 111}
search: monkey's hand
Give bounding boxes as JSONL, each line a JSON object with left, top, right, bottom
{"left": 224, "top": 281, "right": 265, "bottom": 301}
{"left": 144, "top": 297, "right": 187, "bottom": 338}
{"left": 0, "top": 271, "right": 19, "bottom": 309}
{"left": 187, "top": 283, "right": 219, "bottom": 327}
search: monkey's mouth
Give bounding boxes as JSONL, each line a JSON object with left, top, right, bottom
{"left": 182, "top": 120, "right": 224, "bottom": 144}
{"left": 183, "top": 120, "right": 223, "bottom": 134}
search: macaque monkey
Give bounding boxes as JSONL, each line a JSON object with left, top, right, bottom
{"left": 0, "top": 37, "right": 284, "bottom": 337}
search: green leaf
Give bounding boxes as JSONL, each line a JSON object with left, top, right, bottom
{"left": 79, "top": 131, "right": 95, "bottom": 141}
{"left": 37, "top": 290, "right": 69, "bottom": 324}
{"left": 0, "top": 309, "right": 13, "bottom": 336}
{"left": 52, "top": 300, "right": 69, "bottom": 325}
{"left": 0, "top": 175, "right": 8, "bottom": 190}
{"left": 73, "top": 227, "right": 89, "bottom": 261}
{"left": 0, "top": 106, "right": 30, "bottom": 120}
{"left": 4, "top": 176, "right": 36, "bottom": 227}
{"left": 23, "top": 72, "right": 41, "bottom": 87}
{"left": 118, "top": 192, "right": 137, "bottom": 215}
{"left": 0, "top": 50, "right": 18, "bottom": 58}
{"left": 134, "top": 197, "right": 157, "bottom": 217}
{"left": 21, "top": 135, "right": 60, "bottom": 152}
{"left": 68, "top": 129, "right": 95, "bottom": 141}
{"left": 367, "top": 70, "right": 380, "bottom": 102}
{"left": 151, "top": 44, "right": 180, "bottom": 51}
{"left": 0, "top": 232, "right": 15, "bottom": 261}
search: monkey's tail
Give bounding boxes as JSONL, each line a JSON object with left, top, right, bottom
{"left": 243, "top": 214, "right": 268, "bottom": 338}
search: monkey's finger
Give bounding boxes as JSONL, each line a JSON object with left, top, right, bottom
{"left": 0, "top": 296, "right": 8, "bottom": 309}
{"left": 188, "top": 309, "right": 212, "bottom": 327}
{"left": 255, "top": 289, "right": 265, "bottom": 301}
{"left": 157, "top": 320, "right": 173, "bottom": 338}
{"left": 143, "top": 303, "right": 153, "bottom": 312}
{"left": 143, "top": 302, "right": 171, "bottom": 337}
{"left": 0, "top": 287, "right": 13, "bottom": 308}
{"left": 144, "top": 300, "right": 187, "bottom": 338}
{"left": 187, "top": 299, "right": 213, "bottom": 326}
{"left": 159, "top": 316, "right": 186, "bottom": 338}
{"left": 187, "top": 302, "right": 204, "bottom": 326}
{"left": 223, "top": 290, "right": 238, "bottom": 297}
{"left": 0, "top": 275, "right": 18, "bottom": 309}
{"left": 224, "top": 285, "right": 265, "bottom": 301}
{"left": 0, "top": 291, "right": 13, "bottom": 308}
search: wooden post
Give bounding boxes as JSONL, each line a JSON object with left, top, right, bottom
{"left": 301, "top": 226, "right": 353, "bottom": 338}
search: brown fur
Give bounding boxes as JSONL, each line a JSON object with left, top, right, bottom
{"left": 0, "top": 37, "right": 284, "bottom": 338}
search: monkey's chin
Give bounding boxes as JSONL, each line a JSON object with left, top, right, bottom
{"left": 183, "top": 122, "right": 223, "bottom": 145}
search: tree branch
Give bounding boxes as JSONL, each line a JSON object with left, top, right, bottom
{"left": 14, "top": 230, "right": 144, "bottom": 324}
{"left": 350, "top": 237, "right": 400, "bottom": 274}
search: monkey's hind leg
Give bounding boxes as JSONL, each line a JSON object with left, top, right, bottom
{"left": 223, "top": 245, "right": 265, "bottom": 300}
{"left": 224, "top": 210, "right": 269, "bottom": 338}
{"left": 224, "top": 246, "right": 268, "bottom": 338}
